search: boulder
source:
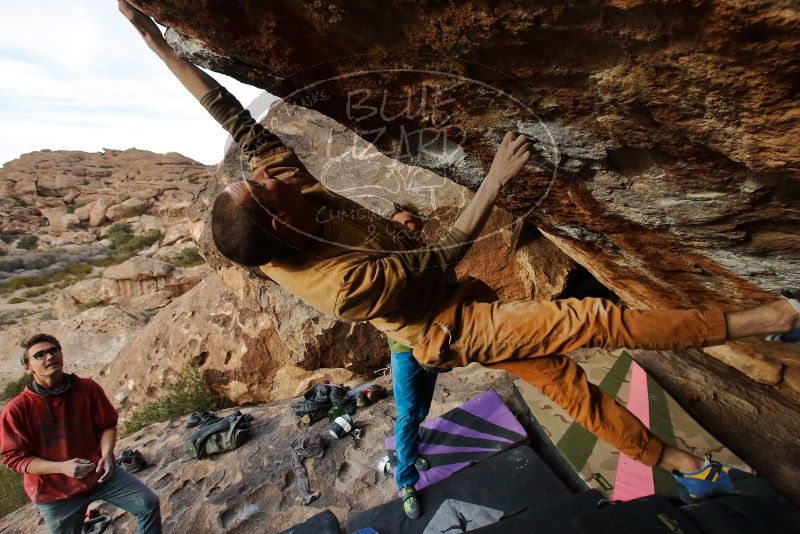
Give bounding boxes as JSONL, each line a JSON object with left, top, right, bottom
{"left": 89, "top": 197, "right": 113, "bottom": 227}
{"left": 54, "top": 260, "right": 209, "bottom": 320}
{"left": 139, "top": 214, "right": 166, "bottom": 233}
{"left": 103, "top": 256, "right": 174, "bottom": 281}
{"left": 98, "top": 272, "right": 387, "bottom": 411}
{"left": 73, "top": 200, "right": 95, "bottom": 221}
{"left": 105, "top": 198, "right": 148, "bottom": 221}
{"left": 161, "top": 221, "right": 189, "bottom": 245}
{"left": 145, "top": 0, "right": 800, "bottom": 502}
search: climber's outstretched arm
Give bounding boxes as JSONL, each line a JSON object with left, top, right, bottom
{"left": 452, "top": 132, "right": 530, "bottom": 241}
{"left": 119, "top": 0, "right": 219, "bottom": 100}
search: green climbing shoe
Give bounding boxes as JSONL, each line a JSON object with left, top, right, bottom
{"left": 400, "top": 486, "right": 422, "bottom": 520}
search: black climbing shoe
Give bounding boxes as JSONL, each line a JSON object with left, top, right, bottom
{"left": 414, "top": 456, "right": 430, "bottom": 472}
{"left": 401, "top": 486, "right": 422, "bottom": 520}
{"left": 116, "top": 449, "right": 147, "bottom": 474}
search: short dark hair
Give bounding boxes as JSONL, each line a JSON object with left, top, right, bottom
{"left": 20, "top": 333, "right": 61, "bottom": 366}
{"left": 211, "top": 191, "right": 290, "bottom": 267}
{"left": 391, "top": 203, "right": 422, "bottom": 219}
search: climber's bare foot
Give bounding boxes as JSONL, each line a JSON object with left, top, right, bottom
{"left": 657, "top": 445, "right": 703, "bottom": 473}
{"left": 725, "top": 298, "right": 800, "bottom": 339}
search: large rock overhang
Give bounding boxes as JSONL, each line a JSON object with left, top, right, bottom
{"left": 132, "top": 0, "right": 800, "bottom": 502}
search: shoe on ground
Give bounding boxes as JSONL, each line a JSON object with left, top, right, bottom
{"left": 115, "top": 449, "right": 147, "bottom": 474}
{"left": 400, "top": 486, "right": 422, "bottom": 520}
{"left": 672, "top": 458, "right": 737, "bottom": 504}
{"left": 414, "top": 456, "right": 430, "bottom": 472}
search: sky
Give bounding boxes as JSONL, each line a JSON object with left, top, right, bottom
{"left": 0, "top": 0, "right": 272, "bottom": 167}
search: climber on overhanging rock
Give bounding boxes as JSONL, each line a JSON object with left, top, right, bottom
{"left": 120, "top": 0, "right": 800, "bottom": 508}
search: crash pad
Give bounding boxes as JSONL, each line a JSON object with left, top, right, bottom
{"left": 384, "top": 389, "right": 528, "bottom": 491}
{"left": 277, "top": 509, "right": 340, "bottom": 534}
{"left": 472, "top": 489, "right": 604, "bottom": 534}
{"left": 573, "top": 495, "right": 703, "bottom": 534}
{"left": 513, "top": 349, "right": 748, "bottom": 500}
{"left": 347, "top": 445, "right": 568, "bottom": 534}
{"left": 681, "top": 495, "right": 800, "bottom": 534}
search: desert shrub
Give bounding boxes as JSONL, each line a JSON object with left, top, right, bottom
{"left": 7, "top": 297, "right": 25, "bottom": 304}
{"left": 107, "top": 224, "right": 160, "bottom": 256}
{"left": 16, "top": 235, "right": 38, "bottom": 251}
{"left": 2, "top": 374, "right": 29, "bottom": 400}
{"left": 0, "top": 469, "right": 26, "bottom": 518}
{"left": 0, "top": 233, "right": 14, "bottom": 244}
{"left": 122, "top": 362, "right": 228, "bottom": 437}
{"left": 168, "top": 247, "right": 204, "bottom": 267}
{"left": 88, "top": 256, "right": 126, "bottom": 268}
{"left": 4, "top": 275, "right": 49, "bottom": 291}
{"left": 129, "top": 204, "right": 149, "bottom": 217}
{"left": 0, "top": 262, "right": 98, "bottom": 295}
{"left": 115, "top": 230, "right": 161, "bottom": 255}
{"left": 22, "top": 287, "right": 50, "bottom": 298}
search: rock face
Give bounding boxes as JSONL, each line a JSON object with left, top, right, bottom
{"left": 128, "top": 0, "right": 800, "bottom": 501}
{"left": 54, "top": 257, "right": 209, "bottom": 320}
{"left": 98, "top": 272, "right": 382, "bottom": 412}
{"left": 139, "top": 0, "right": 800, "bottom": 306}
{"left": 0, "top": 365, "right": 523, "bottom": 533}
{"left": 0, "top": 306, "right": 144, "bottom": 385}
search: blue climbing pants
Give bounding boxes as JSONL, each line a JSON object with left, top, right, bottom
{"left": 392, "top": 351, "right": 438, "bottom": 489}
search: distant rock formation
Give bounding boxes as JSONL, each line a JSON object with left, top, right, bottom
{"left": 0, "top": 149, "right": 210, "bottom": 385}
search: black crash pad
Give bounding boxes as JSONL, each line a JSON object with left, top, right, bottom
{"left": 573, "top": 496, "right": 703, "bottom": 534}
{"left": 681, "top": 495, "right": 800, "bottom": 534}
{"left": 346, "top": 445, "right": 569, "bottom": 534}
{"left": 473, "top": 489, "right": 604, "bottom": 534}
{"left": 277, "top": 509, "right": 340, "bottom": 534}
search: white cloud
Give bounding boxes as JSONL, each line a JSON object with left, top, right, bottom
{"left": 0, "top": 0, "right": 274, "bottom": 167}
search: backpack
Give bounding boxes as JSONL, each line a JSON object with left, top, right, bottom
{"left": 185, "top": 411, "right": 254, "bottom": 459}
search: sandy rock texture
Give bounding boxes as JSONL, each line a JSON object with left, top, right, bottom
{"left": 0, "top": 365, "right": 523, "bottom": 533}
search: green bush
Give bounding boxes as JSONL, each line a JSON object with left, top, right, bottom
{"left": 129, "top": 204, "right": 149, "bottom": 217}
{"left": 168, "top": 247, "right": 204, "bottom": 267}
{"left": 0, "top": 469, "right": 27, "bottom": 518}
{"left": 22, "top": 287, "right": 50, "bottom": 298}
{"left": 116, "top": 230, "right": 161, "bottom": 255}
{"left": 7, "top": 297, "right": 25, "bottom": 304}
{"left": 122, "top": 362, "right": 228, "bottom": 437}
{"left": 16, "top": 235, "right": 38, "bottom": 251}
{"left": 107, "top": 224, "right": 160, "bottom": 256}
{"left": 2, "top": 374, "right": 29, "bottom": 401}
{"left": 4, "top": 275, "right": 49, "bottom": 291}
{"left": 0, "top": 262, "right": 99, "bottom": 295}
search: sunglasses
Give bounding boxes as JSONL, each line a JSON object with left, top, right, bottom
{"left": 31, "top": 347, "right": 62, "bottom": 361}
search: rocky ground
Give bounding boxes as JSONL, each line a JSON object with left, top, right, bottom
{"left": 0, "top": 364, "right": 522, "bottom": 533}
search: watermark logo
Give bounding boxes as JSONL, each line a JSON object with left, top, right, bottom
{"left": 225, "top": 66, "right": 560, "bottom": 261}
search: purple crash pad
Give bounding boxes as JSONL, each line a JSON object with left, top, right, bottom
{"left": 385, "top": 389, "right": 527, "bottom": 490}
